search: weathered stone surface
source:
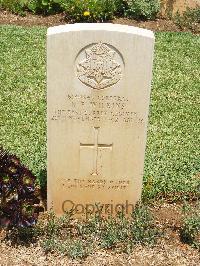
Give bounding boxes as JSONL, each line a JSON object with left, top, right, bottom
{"left": 47, "top": 24, "right": 154, "bottom": 218}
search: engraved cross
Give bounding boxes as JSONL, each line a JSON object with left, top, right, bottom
{"left": 80, "top": 127, "right": 113, "bottom": 176}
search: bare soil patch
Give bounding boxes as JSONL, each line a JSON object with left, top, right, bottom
{"left": 113, "top": 17, "right": 181, "bottom": 32}
{"left": 0, "top": 10, "right": 65, "bottom": 27}
{"left": 0, "top": 241, "right": 199, "bottom": 266}
{"left": 0, "top": 10, "right": 191, "bottom": 33}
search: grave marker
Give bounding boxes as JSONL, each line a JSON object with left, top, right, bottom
{"left": 47, "top": 24, "right": 155, "bottom": 218}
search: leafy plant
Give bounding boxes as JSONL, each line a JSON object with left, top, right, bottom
{"left": 65, "top": 239, "right": 90, "bottom": 259}
{"left": 125, "top": 0, "right": 160, "bottom": 20}
{"left": 27, "top": 0, "right": 64, "bottom": 15}
{"left": 0, "top": 0, "right": 125, "bottom": 21}
{"left": 6, "top": 225, "right": 40, "bottom": 244}
{"left": 114, "top": 0, "right": 128, "bottom": 16}
{"left": 100, "top": 218, "right": 122, "bottom": 248}
{"left": 130, "top": 203, "right": 159, "bottom": 245}
{"left": 40, "top": 204, "right": 159, "bottom": 257}
{"left": 0, "top": 0, "right": 27, "bottom": 15}
{"left": 42, "top": 237, "right": 59, "bottom": 252}
{"left": 61, "top": 0, "right": 119, "bottom": 22}
{"left": 173, "top": 7, "right": 200, "bottom": 34}
{"left": 0, "top": 147, "right": 43, "bottom": 228}
{"left": 44, "top": 210, "right": 71, "bottom": 237}
{"left": 180, "top": 202, "right": 200, "bottom": 249}
{"left": 76, "top": 213, "right": 103, "bottom": 237}
{"left": 100, "top": 213, "right": 130, "bottom": 249}
{"left": 92, "top": 206, "right": 159, "bottom": 249}
{"left": 42, "top": 238, "right": 90, "bottom": 258}
{"left": 0, "top": 0, "right": 65, "bottom": 14}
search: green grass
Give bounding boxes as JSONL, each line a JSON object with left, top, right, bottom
{"left": 144, "top": 32, "right": 200, "bottom": 200}
{"left": 0, "top": 25, "right": 199, "bottom": 199}
{"left": 0, "top": 25, "right": 46, "bottom": 180}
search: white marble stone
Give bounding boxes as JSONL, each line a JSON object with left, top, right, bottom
{"left": 47, "top": 23, "right": 155, "bottom": 218}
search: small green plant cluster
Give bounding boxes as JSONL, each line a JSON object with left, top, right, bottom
{"left": 174, "top": 7, "right": 200, "bottom": 33}
{"left": 41, "top": 204, "right": 160, "bottom": 258}
{"left": 0, "top": 0, "right": 63, "bottom": 15}
{"left": 99, "top": 206, "right": 159, "bottom": 250}
{"left": 99, "top": 214, "right": 130, "bottom": 249}
{"left": 61, "top": 0, "right": 118, "bottom": 22}
{"left": 180, "top": 202, "right": 200, "bottom": 249}
{"left": 26, "top": 0, "right": 63, "bottom": 15}
{"left": 0, "top": 0, "right": 161, "bottom": 21}
{"left": 130, "top": 203, "right": 158, "bottom": 245}
{"left": 125, "top": 0, "right": 160, "bottom": 20}
{"left": 0, "top": 0, "right": 25, "bottom": 15}
{"left": 41, "top": 211, "right": 90, "bottom": 259}
{"left": 0, "top": 147, "right": 43, "bottom": 228}
{"left": 40, "top": 214, "right": 96, "bottom": 258}
{"left": 42, "top": 238, "right": 90, "bottom": 259}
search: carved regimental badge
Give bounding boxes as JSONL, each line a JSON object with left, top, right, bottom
{"left": 76, "top": 42, "right": 122, "bottom": 90}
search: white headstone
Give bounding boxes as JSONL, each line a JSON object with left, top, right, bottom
{"left": 47, "top": 24, "right": 154, "bottom": 218}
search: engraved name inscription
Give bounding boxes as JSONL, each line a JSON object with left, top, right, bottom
{"left": 76, "top": 42, "right": 122, "bottom": 90}
{"left": 51, "top": 94, "right": 144, "bottom": 124}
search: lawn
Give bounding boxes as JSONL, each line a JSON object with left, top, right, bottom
{"left": 0, "top": 25, "right": 199, "bottom": 200}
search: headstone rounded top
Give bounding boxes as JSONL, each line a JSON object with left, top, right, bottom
{"left": 47, "top": 23, "right": 154, "bottom": 39}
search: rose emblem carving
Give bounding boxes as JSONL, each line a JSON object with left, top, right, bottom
{"left": 76, "top": 42, "right": 122, "bottom": 90}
